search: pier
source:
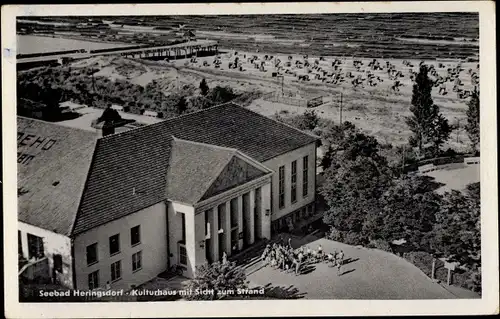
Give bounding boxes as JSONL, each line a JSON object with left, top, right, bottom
{"left": 16, "top": 40, "right": 218, "bottom": 66}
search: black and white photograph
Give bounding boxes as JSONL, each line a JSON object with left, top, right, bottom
{"left": 2, "top": 2, "right": 498, "bottom": 317}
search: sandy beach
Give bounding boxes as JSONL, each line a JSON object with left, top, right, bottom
{"left": 69, "top": 46, "right": 478, "bottom": 150}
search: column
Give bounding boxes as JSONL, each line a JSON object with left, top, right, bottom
{"left": 21, "top": 231, "right": 29, "bottom": 259}
{"left": 237, "top": 196, "right": 244, "bottom": 250}
{"left": 249, "top": 190, "right": 256, "bottom": 245}
{"left": 224, "top": 201, "right": 232, "bottom": 256}
{"left": 185, "top": 211, "right": 197, "bottom": 277}
{"left": 261, "top": 183, "right": 272, "bottom": 240}
{"left": 210, "top": 207, "right": 219, "bottom": 263}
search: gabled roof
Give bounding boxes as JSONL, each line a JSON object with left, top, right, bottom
{"left": 72, "top": 125, "right": 173, "bottom": 236}
{"left": 18, "top": 102, "right": 316, "bottom": 236}
{"left": 149, "top": 102, "right": 319, "bottom": 162}
{"left": 17, "top": 117, "right": 97, "bottom": 235}
{"left": 165, "top": 138, "right": 236, "bottom": 204}
{"left": 200, "top": 155, "right": 269, "bottom": 201}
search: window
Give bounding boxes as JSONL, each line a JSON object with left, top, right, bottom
{"left": 278, "top": 166, "right": 285, "bottom": 209}
{"left": 230, "top": 198, "right": 238, "bottom": 228}
{"left": 217, "top": 205, "right": 224, "bottom": 231}
{"left": 132, "top": 251, "right": 142, "bottom": 272}
{"left": 88, "top": 270, "right": 99, "bottom": 290}
{"left": 181, "top": 213, "right": 186, "bottom": 242}
{"left": 86, "top": 243, "right": 98, "bottom": 265}
{"left": 231, "top": 229, "right": 239, "bottom": 253}
{"left": 178, "top": 243, "right": 187, "bottom": 266}
{"left": 53, "top": 254, "right": 63, "bottom": 273}
{"left": 18, "top": 231, "right": 22, "bottom": 256}
{"left": 291, "top": 160, "right": 297, "bottom": 203}
{"left": 204, "top": 210, "right": 210, "bottom": 237}
{"left": 302, "top": 155, "right": 309, "bottom": 197}
{"left": 111, "top": 260, "right": 121, "bottom": 282}
{"left": 27, "top": 233, "right": 44, "bottom": 259}
{"left": 109, "top": 234, "right": 120, "bottom": 256}
{"left": 130, "top": 225, "right": 140, "bottom": 246}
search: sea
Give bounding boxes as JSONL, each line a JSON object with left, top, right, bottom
{"left": 135, "top": 13, "right": 480, "bottom": 60}
{"left": 18, "top": 13, "right": 479, "bottom": 60}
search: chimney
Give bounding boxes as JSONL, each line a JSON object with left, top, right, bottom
{"left": 92, "top": 106, "right": 124, "bottom": 137}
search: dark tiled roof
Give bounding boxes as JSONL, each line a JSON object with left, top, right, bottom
{"left": 72, "top": 126, "right": 173, "bottom": 236}
{"left": 153, "top": 102, "right": 319, "bottom": 162}
{"left": 166, "top": 139, "right": 236, "bottom": 204}
{"left": 17, "top": 117, "right": 97, "bottom": 235}
{"left": 18, "top": 141, "right": 96, "bottom": 235}
{"left": 19, "top": 103, "right": 317, "bottom": 236}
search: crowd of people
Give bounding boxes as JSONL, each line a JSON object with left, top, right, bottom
{"left": 261, "top": 239, "right": 346, "bottom": 276}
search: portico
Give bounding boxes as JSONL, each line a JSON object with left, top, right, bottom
{"left": 200, "top": 182, "right": 272, "bottom": 263}
{"left": 168, "top": 174, "right": 272, "bottom": 278}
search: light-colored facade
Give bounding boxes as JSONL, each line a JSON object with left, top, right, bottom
{"left": 168, "top": 172, "right": 272, "bottom": 279}
{"left": 18, "top": 222, "right": 74, "bottom": 288}
{"left": 17, "top": 103, "right": 318, "bottom": 291}
{"left": 73, "top": 202, "right": 168, "bottom": 290}
{"left": 263, "top": 143, "right": 317, "bottom": 232}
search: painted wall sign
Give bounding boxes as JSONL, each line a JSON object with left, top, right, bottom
{"left": 18, "top": 132, "right": 57, "bottom": 150}
{"left": 17, "top": 132, "right": 57, "bottom": 165}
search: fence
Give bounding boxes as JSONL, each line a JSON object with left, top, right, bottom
{"left": 261, "top": 91, "right": 325, "bottom": 108}
{"left": 307, "top": 96, "right": 324, "bottom": 108}
{"left": 412, "top": 155, "right": 480, "bottom": 174}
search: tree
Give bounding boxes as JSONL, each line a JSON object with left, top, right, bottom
{"left": 321, "top": 156, "right": 392, "bottom": 239}
{"left": 429, "top": 183, "right": 481, "bottom": 267}
{"left": 465, "top": 88, "right": 480, "bottom": 154}
{"left": 206, "top": 85, "right": 236, "bottom": 105}
{"left": 428, "top": 113, "right": 452, "bottom": 156}
{"left": 373, "top": 175, "right": 442, "bottom": 246}
{"left": 190, "top": 95, "right": 214, "bottom": 111}
{"left": 406, "top": 64, "right": 451, "bottom": 156}
{"left": 185, "top": 261, "right": 248, "bottom": 300}
{"left": 199, "top": 78, "right": 209, "bottom": 96}
{"left": 177, "top": 95, "right": 188, "bottom": 114}
{"left": 301, "top": 109, "right": 319, "bottom": 130}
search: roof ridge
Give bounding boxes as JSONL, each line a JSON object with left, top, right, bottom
{"left": 227, "top": 102, "right": 321, "bottom": 141}
{"left": 17, "top": 116, "right": 98, "bottom": 135}
{"left": 173, "top": 136, "right": 238, "bottom": 154}
{"left": 195, "top": 153, "right": 236, "bottom": 203}
{"left": 98, "top": 102, "right": 231, "bottom": 141}
{"left": 68, "top": 139, "right": 100, "bottom": 236}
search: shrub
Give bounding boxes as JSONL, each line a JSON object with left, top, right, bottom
{"left": 368, "top": 239, "right": 392, "bottom": 252}
{"left": 343, "top": 232, "right": 368, "bottom": 246}
{"left": 403, "top": 251, "right": 481, "bottom": 294}
{"left": 185, "top": 261, "right": 248, "bottom": 301}
{"left": 325, "top": 227, "right": 344, "bottom": 242}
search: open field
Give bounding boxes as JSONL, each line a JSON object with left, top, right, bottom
{"left": 68, "top": 48, "right": 476, "bottom": 148}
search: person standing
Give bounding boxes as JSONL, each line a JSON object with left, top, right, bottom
{"left": 318, "top": 244, "right": 323, "bottom": 260}
{"left": 336, "top": 260, "right": 342, "bottom": 276}
{"left": 293, "top": 257, "right": 300, "bottom": 275}
{"left": 338, "top": 250, "right": 344, "bottom": 266}
{"left": 222, "top": 251, "right": 228, "bottom": 264}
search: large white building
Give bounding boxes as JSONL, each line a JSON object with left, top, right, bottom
{"left": 17, "top": 102, "right": 319, "bottom": 291}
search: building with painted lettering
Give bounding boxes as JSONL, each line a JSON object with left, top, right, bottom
{"left": 17, "top": 102, "right": 318, "bottom": 291}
